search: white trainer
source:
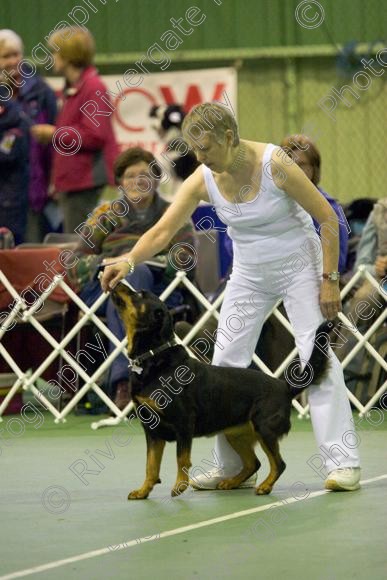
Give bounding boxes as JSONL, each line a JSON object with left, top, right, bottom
{"left": 325, "top": 467, "right": 361, "bottom": 491}
{"left": 189, "top": 468, "right": 257, "bottom": 490}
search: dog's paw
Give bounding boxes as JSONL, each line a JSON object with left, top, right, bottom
{"left": 171, "top": 482, "right": 189, "bottom": 497}
{"left": 217, "top": 478, "right": 239, "bottom": 490}
{"left": 128, "top": 489, "right": 149, "bottom": 500}
{"left": 255, "top": 483, "right": 272, "bottom": 495}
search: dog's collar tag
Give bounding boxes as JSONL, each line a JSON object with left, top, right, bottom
{"left": 128, "top": 341, "right": 177, "bottom": 374}
{"left": 129, "top": 360, "right": 143, "bottom": 374}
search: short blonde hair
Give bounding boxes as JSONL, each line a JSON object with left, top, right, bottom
{"left": 182, "top": 102, "right": 239, "bottom": 146}
{"left": 49, "top": 26, "right": 95, "bottom": 68}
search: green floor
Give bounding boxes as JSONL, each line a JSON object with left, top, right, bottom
{"left": 1, "top": 411, "right": 386, "bottom": 579}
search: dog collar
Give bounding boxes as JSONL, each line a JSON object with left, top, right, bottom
{"left": 129, "top": 340, "right": 177, "bottom": 374}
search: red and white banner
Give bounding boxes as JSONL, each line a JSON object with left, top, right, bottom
{"left": 49, "top": 67, "right": 237, "bottom": 157}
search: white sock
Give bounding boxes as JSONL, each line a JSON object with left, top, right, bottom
{"left": 214, "top": 433, "right": 243, "bottom": 474}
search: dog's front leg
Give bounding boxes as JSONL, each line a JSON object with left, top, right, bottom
{"left": 171, "top": 437, "right": 192, "bottom": 497}
{"left": 128, "top": 433, "right": 165, "bottom": 500}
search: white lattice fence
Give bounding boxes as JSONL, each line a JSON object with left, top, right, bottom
{"left": 0, "top": 266, "right": 385, "bottom": 424}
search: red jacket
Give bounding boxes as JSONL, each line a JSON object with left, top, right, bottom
{"left": 52, "top": 66, "right": 118, "bottom": 193}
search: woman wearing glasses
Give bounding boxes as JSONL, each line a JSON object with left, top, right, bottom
{"left": 68, "top": 147, "right": 195, "bottom": 410}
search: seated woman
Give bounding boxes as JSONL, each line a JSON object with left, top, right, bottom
{"left": 68, "top": 147, "right": 196, "bottom": 409}
{"left": 334, "top": 197, "right": 387, "bottom": 362}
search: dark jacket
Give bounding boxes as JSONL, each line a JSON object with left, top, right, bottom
{"left": 0, "top": 94, "right": 30, "bottom": 243}
{"left": 52, "top": 66, "right": 118, "bottom": 193}
{"left": 17, "top": 67, "right": 57, "bottom": 211}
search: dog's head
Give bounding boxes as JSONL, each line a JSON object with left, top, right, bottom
{"left": 111, "top": 283, "right": 174, "bottom": 355}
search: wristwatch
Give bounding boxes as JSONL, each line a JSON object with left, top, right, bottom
{"left": 322, "top": 271, "right": 340, "bottom": 281}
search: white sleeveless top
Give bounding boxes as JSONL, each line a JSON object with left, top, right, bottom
{"left": 202, "top": 143, "right": 321, "bottom": 265}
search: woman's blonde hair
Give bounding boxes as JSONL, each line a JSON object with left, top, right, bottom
{"left": 49, "top": 26, "right": 95, "bottom": 68}
{"left": 182, "top": 102, "right": 239, "bottom": 146}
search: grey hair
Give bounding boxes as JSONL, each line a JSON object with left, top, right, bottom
{"left": 0, "top": 29, "right": 23, "bottom": 52}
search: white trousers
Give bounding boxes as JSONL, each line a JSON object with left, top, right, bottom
{"left": 211, "top": 256, "right": 360, "bottom": 475}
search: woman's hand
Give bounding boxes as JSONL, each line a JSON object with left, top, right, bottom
{"left": 100, "top": 258, "right": 132, "bottom": 292}
{"left": 319, "top": 280, "right": 342, "bottom": 320}
{"left": 30, "top": 124, "right": 55, "bottom": 144}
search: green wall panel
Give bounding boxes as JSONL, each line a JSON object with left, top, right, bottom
{"left": 238, "top": 62, "right": 287, "bottom": 144}
{"left": 2, "top": 0, "right": 386, "bottom": 55}
{"left": 288, "top": 57, "right": 386, "bottom": 203}
{"left": 238, "top": 54, "right": 387, "bottom": 203}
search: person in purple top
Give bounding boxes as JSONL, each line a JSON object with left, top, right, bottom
{"left": 280, "top": 134, "right": 349, "bottom": 273}
{"left": 0, "top": 90, "right": 29, "bottom": 244}
{"left": 0, "top": 29, "right": 57, "bottom": 242}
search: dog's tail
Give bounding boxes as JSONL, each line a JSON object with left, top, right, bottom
{"left": 286, "top": 322, "right": 331, "bottom": 399}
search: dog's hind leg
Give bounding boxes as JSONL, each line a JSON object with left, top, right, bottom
{"left": 255, "top": 433, "right": 286, "bottom": 495}
{"left": 217, "top": 423, "right": 261, "bottom": 490}
{"left": 128, "top": 435, "right": 165, "bottom": 500}
{"left": 171, "top": 436, "right": 192, "bottom": 497}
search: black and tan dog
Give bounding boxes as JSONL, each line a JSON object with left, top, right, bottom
{"left": 111, "top": 283, "right": 330, "bottom": 499}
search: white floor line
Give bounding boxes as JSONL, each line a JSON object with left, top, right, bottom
{"left": 1, "top": 474, "right": 386, "bottom": 580}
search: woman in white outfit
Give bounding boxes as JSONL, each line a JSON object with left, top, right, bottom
{"left": 101, "top": 103, "right": 361, "bottom": 492}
